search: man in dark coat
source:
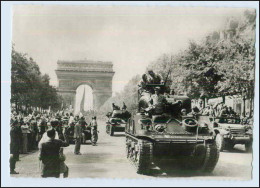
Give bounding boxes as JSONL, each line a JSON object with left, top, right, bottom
{"left": 10, "top": 119, "right": 21, "bottom": 174}
{"left": 39, "top": 129, "right": 69, "bottom": 178}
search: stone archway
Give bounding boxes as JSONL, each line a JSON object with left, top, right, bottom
{"left": 55, "top": 60, "right": 115, "bottom": 111}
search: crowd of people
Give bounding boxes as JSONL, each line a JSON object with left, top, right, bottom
{"left": 188, "top": 102, "right": 253, "bottom": 125}
{"left": 137, "top": 70, "right": 254, "bottom": 127}
{"left": 10, "top": 109, "right": 98, "bottom": 177}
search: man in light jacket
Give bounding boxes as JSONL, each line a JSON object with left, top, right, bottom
{"left": 74, "top": 115, "right": 83, "bottom": 155}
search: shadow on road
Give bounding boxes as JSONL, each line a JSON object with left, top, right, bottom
{"left": 222, "top": 146, "right": 248, "bottom": 154}
{"left": 19, "top": 149, "right": 39, "bottom": 158}
{"left": 112, "top": 134, "right": 125, "bottom": 137}
{"left": 144, "top": 163, "right": 212, "bottom": 177}
{"left": 81, "top": 142, "right": 93, "bottom": 145}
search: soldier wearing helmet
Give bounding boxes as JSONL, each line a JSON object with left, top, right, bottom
{"left": 181, "top": 108, "right": 187, "bottom": 116}
{"left": 147, "top": 70, "right": 163, "bottom": 85}
{"left": 138, "top": 74, "right": 149, "bottom": 94}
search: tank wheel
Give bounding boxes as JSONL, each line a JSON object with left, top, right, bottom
{"left": 216, "top": 134, "right": 225, "bottom": 151}
{"left": 200, "top": 143, "right": 220, "bottom": 173}
{"left": 245, "top": 142, "right": 252, "bottom": 153}
{"left": 134, "top": 140, "right": 153, "bottom": 175}
{"left": 225, "top": 143, "right": 235, "bottom": 151}
{"left": 109, "top": 125, "right": 114, "bottom": 136}
{"left": 189, "top": 144, "right": 207, "bottom": 170}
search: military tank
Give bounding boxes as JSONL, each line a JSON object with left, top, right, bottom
{"left": 106, "top": 110, "right": 131, "bottom": 136}
{"left": 125, "top": 84, "right": 219, "bottom": 174}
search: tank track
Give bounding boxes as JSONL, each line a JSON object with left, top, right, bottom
{"left": 200, "top": 143, "right": 220, "bottom": 173}
{"left": 126, "top": 134, "right": 153, "bottom": 174}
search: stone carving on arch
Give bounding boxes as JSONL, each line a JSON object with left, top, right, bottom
{"left": 55, "top": 60, "right": 115, "bottom": 112}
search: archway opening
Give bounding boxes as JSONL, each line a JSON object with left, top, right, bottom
{"left": 74, "top": 85, "right": 93, "bottom": 115}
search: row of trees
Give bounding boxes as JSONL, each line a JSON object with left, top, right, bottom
{"left": 147, "top": 9, "right": 256, "bottom": 100}
{"left": 99, "top": 9, "right": 256, "bottom": 115}
{"left": 11, "top": 46, "right": 63, "bottom": 113}
{"left": 98, "top": 75, "right": 141, "bottom": 118}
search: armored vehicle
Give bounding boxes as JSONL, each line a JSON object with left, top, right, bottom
{"left": 64, "top": 123, "right": 93, "bottom": 144}
{"left": 198, "top": 116, "right": 253, "bottom": 152}
{"left": 82, "top": 125, "right": 94, "bottom": 144}
{"left": 106, "top": 110, "right": 131, "bottom": 136}
{"left": 125, "top": 84, "right": 219, "bottom": 174}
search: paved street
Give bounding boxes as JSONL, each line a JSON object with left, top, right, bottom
{"left": 12, "top": 120, "right": 252, "bottom": 180}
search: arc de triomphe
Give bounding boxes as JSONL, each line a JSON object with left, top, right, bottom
{"left": 55, "top": 60, "right": 114, "bottom": 111}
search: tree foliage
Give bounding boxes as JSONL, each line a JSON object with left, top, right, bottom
{"left": 11, "top": 46, "right": 62, "bottom": 112}
{"left": 99, "top": 75, "right": 141, "bottom": 117}
{"left": 98, "top": 10, "right": 256, "bottom": 118}
{"left": 148, "top": 9, "right": 256, "bottom": 99}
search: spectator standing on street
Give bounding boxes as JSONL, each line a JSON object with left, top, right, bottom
{"left": 39, "top": 129, "right": 69, "bottom": 178}
{"left": 21, "top": 122, "right": 30, "bottom": 154}
{"left": 74, "top": 115, "right": 82, "bottom": 155}
{"left": 15, "top": 116, "right": 23, "bottom": 161}
{"left": 30, "top": 118, "right": 38, "bottom": 150}
{"left": 10, "top": 119, "right": 21, "bottom": 174}
{"left": 39, "top": 117, "right": 47, "bottom": 140}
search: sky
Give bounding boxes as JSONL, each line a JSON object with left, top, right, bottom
{"left": 12, "top": 5, "right": 247, "bottom": 102}
{"left": 74, "top": 85, "right": 93, "bottom": 114}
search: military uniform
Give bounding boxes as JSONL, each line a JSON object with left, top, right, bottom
{"left": 112, "top": 103, "right": 120, "bottom": 110}
{"left": 149, "top": 93, "right": 167, "bottom": 115}
{"left": 74, "top": 120, "right": 83, "bottom": 154}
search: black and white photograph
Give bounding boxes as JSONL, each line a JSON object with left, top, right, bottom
{"left": 1, "top": 1, "right": 259, "bottom": 187}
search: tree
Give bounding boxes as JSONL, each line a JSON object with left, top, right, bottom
{"left": 99, "top": 75, "right": 141, "bottom": 117}
{"left": 11, "top": 46, "right": 62, "bottom": 113}
{"left": 147, "top": 9, "right": 256, "bottom": 101}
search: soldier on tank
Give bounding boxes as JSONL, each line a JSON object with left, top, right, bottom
{"left": 122, "top": 102, "right": 127, "bottom": 111}
{"left": 146, "top": 87, "right": 168, "bottom": 116}
{"left": 121, "top": 103, "right": 131, "bottom": 123}
{"left": 147, "top": 70, "right": 164, "bottom": 85}
{"left": 112, "top": 103, "right": 120, "bottom": 111}
{"left": 138, "top": 74, "right": 150, "bottom": 94}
